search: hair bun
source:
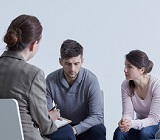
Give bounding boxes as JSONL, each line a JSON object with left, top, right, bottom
{"left": 146, "top": 60, "right": 154, "bottom": 73}
{"left": 4, "top": 28, "right": 22, "bottom": 47}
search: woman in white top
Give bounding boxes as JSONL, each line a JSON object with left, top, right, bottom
{"left": 113, "top": 50, "right": 160, "bottom": 140}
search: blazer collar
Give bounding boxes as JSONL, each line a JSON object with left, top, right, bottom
{"left": 0, "top": 51, "right": 25, "bottom": 61}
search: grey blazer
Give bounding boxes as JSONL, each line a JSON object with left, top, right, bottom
{"left": 0, "top": 51, "right": 57, "bottom": 140}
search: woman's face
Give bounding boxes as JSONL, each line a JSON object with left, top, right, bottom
{"left": 124, "top": 59, "right": 144, "bottom": 80}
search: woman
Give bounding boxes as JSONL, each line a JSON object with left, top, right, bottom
{"left": 0, "top": 14, "right": 75, "bottom": 140}
{"left": 113, "top": 50, "right": 160, "bottom": 140}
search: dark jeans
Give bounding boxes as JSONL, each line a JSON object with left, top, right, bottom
{"left": 45, "top": 124, "right": 76, "bottom": 140}
{"left": 113, "top": 123, "right": 159, "bottom": 140}
{"left": 76, "top": 124, "right": 106, "bottom": 140}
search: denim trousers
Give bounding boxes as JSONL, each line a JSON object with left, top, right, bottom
{"left": 113, "top": 123, "right": 159, "bottom": 140}
{"left": 155, "top": 124, "right": 160, "bottom": 139}
{"left": 76, "top": 124, "right": 106, "bottom": 140}
{"left": 45, "top": 124, "right": 76, "bottom": 140}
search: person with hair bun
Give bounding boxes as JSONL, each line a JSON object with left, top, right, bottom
{"left": 113, "top": 50, "right": 160, "bottom": 140}
{"left": 0, "top": 15, "right": 75, "bottom": 140}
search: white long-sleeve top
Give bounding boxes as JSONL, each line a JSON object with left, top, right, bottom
{"left": 121, "top": 75, "right": 160, "bottom": 130}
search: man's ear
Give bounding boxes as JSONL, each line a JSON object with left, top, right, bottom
{"left": 81, "top": 57, "right": 84, "bottom": 64}
{"left": 59, "top": 58, "right": 63, "bottom": 66}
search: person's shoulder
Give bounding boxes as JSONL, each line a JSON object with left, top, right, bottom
{"left": 80, "top": 68, "right": 100, "bottom": 83}
{"left": 23, "top": 62, "right": 43, "bottom": 75}
{"left": 149, "top": 75, "right": 160, "bottom": 96}
{"left": 121, "top": 79, "right": 129, "bottom": 87}
{"left": 149, "top": 75, "right": 160, "bottom": 86}
{"left": 82, "top": 67, "right": 97, "bottom": 78}
{"left": 46, "top": 68, "right": 62, "bottom": 79}
{"left": 150, "top": 75, "right": 159, "bottom": 81}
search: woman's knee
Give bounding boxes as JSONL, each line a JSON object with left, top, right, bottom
{"left": 140, "top": 128, "right": 149, "bottom": 136}
{"left": 113, "top": 127, "right": 123, "bottom": 140}
{"left": 139, "top": 126, "right": 157, "bottom": 139}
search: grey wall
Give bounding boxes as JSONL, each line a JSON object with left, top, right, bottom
{"left": 1, "top": 1, "right": 160, "bottom": 139}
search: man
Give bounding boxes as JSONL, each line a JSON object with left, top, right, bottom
{"left": 46, "top": 39, "right": 106, "bottom": 140}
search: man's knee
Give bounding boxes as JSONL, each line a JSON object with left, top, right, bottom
{"left": 89, "top": 124, "right": 106, "bottom": 138}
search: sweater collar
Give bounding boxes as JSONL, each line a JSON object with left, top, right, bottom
{"left": 60, "top": 67, "right": 84, "bottom": 88}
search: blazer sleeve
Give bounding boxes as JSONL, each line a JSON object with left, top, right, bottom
{"left": 28, "top": 69, "right": 57, "bottom": 135}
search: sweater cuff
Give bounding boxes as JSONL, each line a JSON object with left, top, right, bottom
{"left": 74, "top": 124, "right": 82, "bottom": 135}
{"left": 131, "top": 120, "right": 140, "bottom": 130}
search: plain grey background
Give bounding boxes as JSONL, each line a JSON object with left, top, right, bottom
{"left": 1, "top": 1, "right": 160, "bottom": 139}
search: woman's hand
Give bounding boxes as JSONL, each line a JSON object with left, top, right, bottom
{"left": 118, "top": 118, "right": 131, "bottom": 132}
{"left": 48, "top": 109, "right": 61, "bottom": 121}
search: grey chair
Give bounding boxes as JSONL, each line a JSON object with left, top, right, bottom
{"left": 100, "top": 90, "right": 104, "bottom": 124}
{"left": 0, "top": 99, "right": 24, "bottom": 140}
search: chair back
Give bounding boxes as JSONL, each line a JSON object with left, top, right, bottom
{"left": 0, "top": 99, "right": 24, "bottom": 140}
{"left": 100, "top": 90, "right": 104, "bottom": 124}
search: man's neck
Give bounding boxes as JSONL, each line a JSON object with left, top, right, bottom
{"left": 64, "top": 73, "right": 76, "bottom": 86}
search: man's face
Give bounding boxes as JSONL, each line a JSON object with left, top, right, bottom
{"left": 59, "top": 55, "right": 83, "bottom": 81}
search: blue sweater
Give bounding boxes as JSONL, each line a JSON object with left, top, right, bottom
{"left": 46, "top": 67, "right": 103, "bottom": 134}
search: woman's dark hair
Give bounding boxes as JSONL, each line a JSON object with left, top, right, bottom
{"left": 60, "top": 39, "right": 83, "bottom": 59}
{"left": 3, "top": 14, "right": 42, "bottom": 51}
{"left": 126, "top": 50, "right": 153, "bottom": 96}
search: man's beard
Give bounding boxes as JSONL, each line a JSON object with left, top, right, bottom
{"left": 64, "top": 71, "right": 77, "bottom": 79}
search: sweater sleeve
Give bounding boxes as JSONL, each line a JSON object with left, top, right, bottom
{"left": 74, "top": 76, "right": 103, "bottom": 135}
{"left": 121, "top": 80, "right": 134, "bottom": 120}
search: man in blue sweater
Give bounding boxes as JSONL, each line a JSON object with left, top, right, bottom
{"left": 46, "top": 39, "right": 106, "bottom": 140}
